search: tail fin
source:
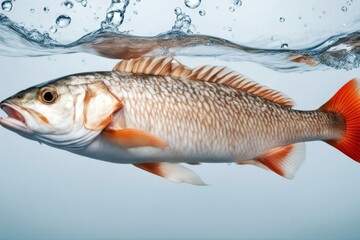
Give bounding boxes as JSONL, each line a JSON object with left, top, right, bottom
{"left": 319, "top": 79, "right": 360, "bottom": 163}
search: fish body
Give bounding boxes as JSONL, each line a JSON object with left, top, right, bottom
{"left": 0, "top": 57, "right": 359, "bottom": 184}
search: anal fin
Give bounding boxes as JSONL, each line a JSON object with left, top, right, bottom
{"left": 134, "top": 162, "right": 206, "bottom": 185}
{"left": 240, "top": 143, "right": 306, "bottom": 179}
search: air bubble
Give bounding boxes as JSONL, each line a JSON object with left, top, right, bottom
{"left": 341, "top": 6, "right": 347, "bottom": 12}
{"left": 49, "top": 25, "right": 57, "bottom": 33}
{"left": 229, "top": 6, "right": 235, "bottom": 12}
{"left": 227, "top": 27, "right": 232, "bottom": 31}
{"left": 102, "top": 10, "right": 123, "bottom": 29}
{"left": 30, "top": 8, "right": 35, "bottom": 13}
{"left": 1, "top": 0, "right": 12, "bottom": 12}
{"left": 281, "top": 43, "right": 288, "bottom": 49}
{"left": 279, "top": 17, "right": 285, "bottom": 23}
{"left": 56, "top": 15, "right": 71, "bottom": 28}
{"left": 199, "top": 9, "right": 205, "bottom": 16}
{"left": 233, "top": 0, "right": 242, "bottom": 6}
{"left": 184, "top": 0, "right": 201, "bottom": 9}
{"left": 43, "top": 6, "right": 50, "bottom": 13}
{"left": 64, "top": 1, "right": 74, "bottom": 9}
{"left": 174, "top": 7, "right": 182, "bottom": 15}
{"left": 347, "top": 0, "right": 352, "bottom": 5}
{"left": 81, "top": 0, "right": 87, "bottom": 7}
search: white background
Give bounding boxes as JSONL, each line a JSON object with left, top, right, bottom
{"left": 0, "top": 0, "right": 360, "bottom": 239}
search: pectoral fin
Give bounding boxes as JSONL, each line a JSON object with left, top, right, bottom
{"left": 102, "top": 128, "right": 168, "bottom": 148}
{"left": 134, "top": 162, "right": 206, "bottom": 185}
{"left": 238, "top": 143, "right": 306, "bottom": 179}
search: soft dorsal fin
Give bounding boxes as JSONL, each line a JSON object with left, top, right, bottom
{"left": 113, "top": 57, "right": 293, "bottom": 107}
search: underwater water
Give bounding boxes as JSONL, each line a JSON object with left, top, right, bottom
{"left": 0, "top": 0, "right": 359, "bottom": 239}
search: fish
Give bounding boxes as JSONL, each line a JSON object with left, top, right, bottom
{"left": 0, "top": 57, "right": 359, "bottom": 185}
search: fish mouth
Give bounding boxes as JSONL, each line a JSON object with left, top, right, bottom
{"left": 0, "top": 103, "right": 30, "bottom": 132}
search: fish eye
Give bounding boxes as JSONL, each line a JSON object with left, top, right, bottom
{"left": 39, "top": 88, "right": 58, "bottom": 104}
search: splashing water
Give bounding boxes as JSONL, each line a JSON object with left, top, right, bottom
{"left": 0, "top": 0, "right": 359, "bottom": 72}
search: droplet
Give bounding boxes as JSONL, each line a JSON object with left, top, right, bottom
{"left": 43, "top": 6, "right": 50, "bottom": 13}
{"left": 81, "top": 0, "right": 87, "bottom": 7}
{"left": 49, "top": 25, "right": 57, "bottom": 33}
{"left": 64, "top": 1, "right": 74, "bottom": 9}
{"left": 298, "top": 15, "right": 302, "bottom": 20}
{"left": 1, "top": 1, "right": 12, "bottom": 12}
{"left": 184, "top": 0, "right": 201, "bottom": 9}
{"left": 227, "top": 27, "right": 232, "bottom": 31}
{"left": 341, "top": 6, "right": 347, "bottom": 12}
{"left": 56, "top": 15, "right": 71, "bottom": 28}
{"left": 30, "top": 8, "right": 35, "bottom": 13}
{"left": 229, "top": 6, "right": 235, "bottom": 12}
{"left": 304, "top": 23, "right": 307, "bottom": 27}
{"left": 281, "top": 43, "right": 288, "bottom": 49}
{"left": 279, "top": 17, "right": 285, "bottom": 23}
{"left": 199, "top": 9, "right": 205, "bottom": 16}
{"left": 174, "top": 7, "right": 182, "bottom": 15}
{"left": 233, "top": 0, "right": 242, "bottom": 6}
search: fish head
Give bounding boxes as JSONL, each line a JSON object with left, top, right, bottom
{"left": 0, "top": 76, "right": 123, "bottom": 151}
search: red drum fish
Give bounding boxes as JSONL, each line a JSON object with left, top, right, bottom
{"left": 0, "top": 57, "right": 359, "bottom": 185}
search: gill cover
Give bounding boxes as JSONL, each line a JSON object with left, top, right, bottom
{"left": 83, "top": 82, "right": 123, "bottom": 131}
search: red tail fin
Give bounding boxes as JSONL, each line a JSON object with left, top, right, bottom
{"left": 319, "top": 79, "right": 360, "bottom": 163}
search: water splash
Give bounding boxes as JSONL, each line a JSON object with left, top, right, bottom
{"left": 0, "top": 0, "right": 359, "bottom": 72}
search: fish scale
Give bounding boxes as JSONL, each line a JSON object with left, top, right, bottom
{"left": 103, "top": 71, "right": 342, "bottom": 161}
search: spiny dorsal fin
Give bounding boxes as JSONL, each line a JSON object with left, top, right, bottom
{"left": 113, "top": 57, "right": 293, "bottom": 107}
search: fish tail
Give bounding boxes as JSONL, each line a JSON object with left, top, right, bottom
{"left": 319, "top": 79, "right": 360, "bottom": 163}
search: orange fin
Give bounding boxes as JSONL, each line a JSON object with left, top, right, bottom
{"left": 102, "top": 128, "right": 168, "bottom": 148}
{"left": 248, "top": 143, "right": 306, "bottom": 179}
{"left": 113, "top": 57, "right": 293, "bottom": 107}
{"left": 134, "top": 162, "right": 206, "bottom": 185}
{"left": 319, "top": 79, "right": 360, "bottom": 163}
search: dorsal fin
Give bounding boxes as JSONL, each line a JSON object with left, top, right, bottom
{"left": 113, "top": 57, "right": 293, "bottom": 107}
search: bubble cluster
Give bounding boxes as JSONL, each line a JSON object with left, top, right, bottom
{"left": 184, "top": 0, "right": 201, "bottom": 9}
{"left": 172, "top": 7, "right": 192, "bottom": 33}
{"left": 101, "top": 0, "right": 130, "bottom": 31}
{"left": 1, "top": 0, "right": 12, "bottom": 12}
{"left": 56, "top": 15, "right": 71, "bottom": 28}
